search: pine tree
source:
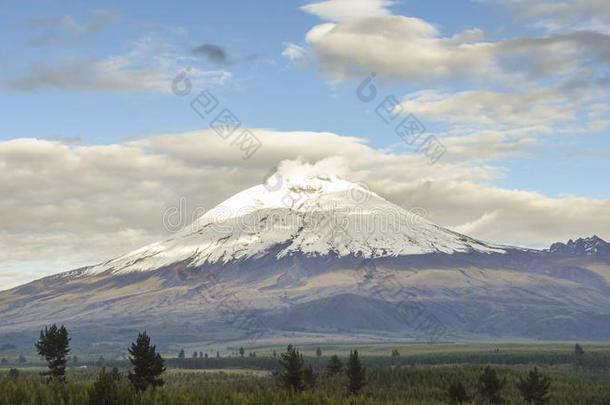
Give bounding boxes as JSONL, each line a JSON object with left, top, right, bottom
{"left": 127, "top": 331, "right": 165, "bottom": 392}
{"left": 72, "top": 355, "right": 79, "bottom": 365}
{"left": 239, "top": 347, "right": 245, "bottom": 357}
{"left": 478, "top": 366, "right": 506, "bottom": 404}
{"left": 346, "top": 350, "right": 366, "bottom": 395}
{"left": 303, "top": 363, "right": 316, "bottom": 389}
{"left": 574, "top": 343, "right": 585, "bottom": 356}
{"left": 279, "top": 344, "right": 305, "bottom": 393}
{"left": 96, "top": 355, "right": 105, "bottom": 367}
{"left": 326, "top": 355, "right": 343, "bottom": 375}
{"left": 391, "top": 349, "right": 401, "bottom": 365}
{"left": 0, "top": 358, "right": 6, "bottom": 364}
{"left": 18, "top": 354, "right": 26, "bottom": 364}
{"left": 316, "top": 347, "right": 322, "bottom": 357}
{"left": 35, "top": 324, "right": 71, "bottom": 382}
{"left": 88, "top": 368, "right": 121, "bottom": 405}
{"left": 448, "top": 381, "right": 470, "bottom": 404}
{"left": 178, "top": 348, "right": 185, "bottom": 359}
{"left": 216, "top": 351, "right": 220, "bottom": 358}
{"left": 517, "top": 367, "right": 551, "bottom": 405}
{"left": 192, "top": 351, "right": 198, "bottom": 358}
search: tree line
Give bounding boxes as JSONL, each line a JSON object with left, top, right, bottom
{"left": 16, "top": 323, "right": 554, "bottom": 404}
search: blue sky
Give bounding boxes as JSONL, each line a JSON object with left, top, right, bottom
{"left": 1, "top": 0, "right": 608, "bottom": 198}
{"left": 1, "top": 0, "right": 507, "bottom": 140}
{"left": 1, "top": 0, "right": 610, "bottom": 288}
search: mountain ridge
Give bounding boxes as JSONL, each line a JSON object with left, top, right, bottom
{"left": 549, "top": 235, "right": 610, "bottom": 257}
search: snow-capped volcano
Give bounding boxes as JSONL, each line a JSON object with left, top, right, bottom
{"left": 2, "top": 174, "right": 610, "bottom": 346}
{"left": 87, "top": 175, "right": 504, "bottom": 275}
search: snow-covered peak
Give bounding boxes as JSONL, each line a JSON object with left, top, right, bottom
{"left": 86, "top": 176, "right": 506, "bottom": 275}
{"left": 198, "top": 174, "right": 377, "bottom": 223}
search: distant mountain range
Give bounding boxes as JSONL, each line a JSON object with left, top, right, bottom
{"left": 1, "top": 175, "right": 610, "bottom": 349}
{"left": 550, "top": 236, "right": 610, "bottom": 257}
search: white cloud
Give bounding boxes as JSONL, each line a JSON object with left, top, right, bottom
{"left": 299, "top": 0, "right": 610, "bottom": 159}
{"left": 29, "top": 9, "right": 120, "bottom": 47}
{"left": 281, "top": 42, "right": 308, "bottom": 64}
{"left": 440, "top": 129, "right": 539, "bottom": 161}
{"left": 305, "top": 16, "right": 499, "bottom": 84}
{"left": 301, "top": 0, "right": 393, "bottom": 22}
{"left": 496, "top": 0, "right": 610, "bottom": 33}
{"left": 399, "top": 89, "right": 567, "bottom": 127}
{"left": 304, "top": 13, "right": 610, "bottom": 85}
{"left": 7, "top": 37, "right": 231, "bottom": 93}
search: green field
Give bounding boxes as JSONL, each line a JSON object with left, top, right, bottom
{"left": 1, "top": 364, "right": 609, "bottom": 404}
